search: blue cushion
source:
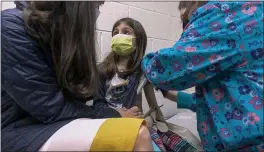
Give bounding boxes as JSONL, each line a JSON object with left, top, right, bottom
{"left": 152, "top": 141, "right": 161, "bottom": 151}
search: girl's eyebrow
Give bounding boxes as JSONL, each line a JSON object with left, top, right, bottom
{"left": 123, "top": 27, "right": 133, "bottom": 31}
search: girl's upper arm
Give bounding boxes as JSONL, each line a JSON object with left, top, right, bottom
{"left": 136, "top": 93, "right": 143, "bottom": 111}
{"left": 143, "top": 82, "right": 159, "bottom": 108}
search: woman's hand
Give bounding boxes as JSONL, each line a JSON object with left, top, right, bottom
{"left": 116, "top": 106, "right": 143, "bottom": 118}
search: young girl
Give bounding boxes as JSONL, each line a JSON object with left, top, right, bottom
{"left": 93, "top": 18, "right": 199, "bottom": 152}
{"left": 93, "top": 17, "right": 155, "bottom": 116}
{"left": 93, "top": 17, "right": 163, "bottom": 151}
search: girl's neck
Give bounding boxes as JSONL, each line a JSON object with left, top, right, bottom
{"left": 117, "top": 56, "right": 130, "bottom": 71}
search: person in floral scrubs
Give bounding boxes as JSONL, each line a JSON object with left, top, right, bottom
{"left": 142, "top": 1, "right": 263, "bottom": 151}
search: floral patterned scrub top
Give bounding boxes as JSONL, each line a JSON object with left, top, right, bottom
{"left": 142, "top": 1, "right": 263, "bottom": 151}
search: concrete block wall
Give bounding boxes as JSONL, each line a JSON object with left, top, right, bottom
{"left": 1, "top": 2, "right": 195, "bottom": 107}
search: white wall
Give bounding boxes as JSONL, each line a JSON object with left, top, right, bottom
{"left": 1, "top": 1, "right": 194, "bottom": 101}
{"left": 1, "top": 2, "right": 15, "bottom": 11}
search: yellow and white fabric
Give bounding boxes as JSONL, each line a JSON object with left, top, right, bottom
{"left": 39, "top": 118, "right": 144, "bottom": 151}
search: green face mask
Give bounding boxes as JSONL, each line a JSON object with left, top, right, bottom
{"left": 111, "top": 34, "right": 136, "bottom": 56}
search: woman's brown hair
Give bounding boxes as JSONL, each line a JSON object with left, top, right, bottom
{"left": 99, "top": 18, "right": 147, "bottom": 79}
{"left": 23, "top": 1, "right": 101, "bottom": 100}
{"left": 178, "top": 1, "right": 208, "bottom": 29}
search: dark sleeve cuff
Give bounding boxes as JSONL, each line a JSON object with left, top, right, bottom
{"left": 177, "top": 91, "right": 196, "bottom": 111}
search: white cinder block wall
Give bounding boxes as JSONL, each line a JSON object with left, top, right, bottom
{"left": 1, "top": 2, "right": 195, "bottom": 111}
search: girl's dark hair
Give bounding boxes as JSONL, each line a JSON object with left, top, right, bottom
{"left": 99, "top": 18, "right": 147, "bottom": 79}
{"left": 178, "top": 1, "right": 208, "bottom": 28}
{"left": 23, "top": 1, "right": 100, "bottom": 99}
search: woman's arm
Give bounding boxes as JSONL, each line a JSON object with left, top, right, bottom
{"left": 162, "top": 90, "right": 178, "bottom": 102}
{"left": 159, "top": 89, "right": 197, "bottom": 112}
{"left": 143, "top": 80, "right": 196, "bottom": 111}
{"left": 177, "top": 92, "right": 196, "bottom": 112}
{"left": 93, "top": 76, "right": 109, "bottom": 108}
{"left": 142, "top": 4, "right": 243, "bottom": 90}
{"left": 1, "top": 12, "right": 121, "bottom": 124}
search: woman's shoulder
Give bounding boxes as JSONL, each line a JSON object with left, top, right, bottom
{"left": 1, "top": 8, "right": 48, "bottom": 68}
{"left": 2, "top": 8, "right": 25, "bottom": 32}
{"left": 2, "top": 8, "right": 34, "bottom": 48}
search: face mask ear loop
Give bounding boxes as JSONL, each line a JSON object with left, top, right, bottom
{"left": 132, "top": 37, "right": 137, "bottom": 51}
{"left": 129, "top": 37, "right": 136, "bottom": 62}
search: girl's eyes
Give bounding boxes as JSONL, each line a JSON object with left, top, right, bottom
{"left": 113, "top": 31, "right": 119, "bottom": 36}
{"left": 123, "top": 30, "right": 131, "bottom": 35}
{"left": 113, "top": 29, "right": 133, "bottom": 36}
